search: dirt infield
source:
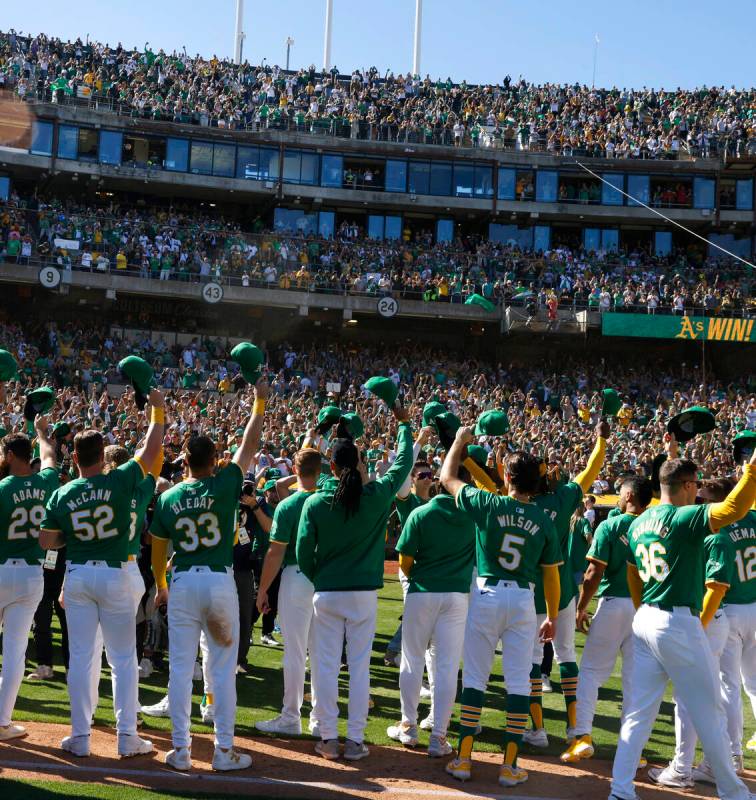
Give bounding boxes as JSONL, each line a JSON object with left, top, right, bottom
{"left": 0, "top": 723, "right": 749, "bottom": 799}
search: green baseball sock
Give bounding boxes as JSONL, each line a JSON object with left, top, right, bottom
{"left": 457, "top": 687, "right": 484, "bottom": 760}
{"left": 503, "top": 694, "right": 530, "bottom": 767}
{"left": 560, "top": 662, "right": 579, "bottom": 731}
{"left": 529, "top": 663, "right": 543, "bottom": 729}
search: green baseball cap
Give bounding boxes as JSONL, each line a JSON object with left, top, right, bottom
{"left": 601, "top": 388, "right": 622, "bottom": 418}
{"left": 467, "top": 444, "right": 489, "bottom": 467}
{"left": 118, "top": 355, "right": 154, "bottom": 410}
{"left": 364, "top": 376, "right": 399, "bottom": 407}
{"left": 317, "top": 405, "right": 343, "bottom": 428}
{"left": 337, "top": 412, "right": 364, "bottom": 441}
{"left": 23, "top": 387, "right": 56, "bottom": 422}
{"left": 733, "top": 431, "right": 756, "bottom": 464}
{"left": 422, "top": 401, "right": 446, "bottom": 427}
{"left": 230, "top": 342, "right": 264, "bottom": 384}
{"left": 265, "top": 468, "right": 282, "bottom": 480}
{"left": 0, "top": 348, "right": 18, "bottom": 382}
{"left": 52, "top": 421, "right": 71, "bottom": 439}
{"left": 464, "top": 293, "right": 496, "bottom": 313}
{"left": 434, "top": 411, "right": 461, "bottom": 450}
{"left": 262, "top": 479, "right": 278, "bottom": 492}
{"left": 0, "top": 426, "right": 7, "bottom": 439}
{"left": 474, "top": 409, "right": 509, "bottom": 436}
{"left": 234, "top": 427, "right": 245, "bottom": 436}
{"left": 667, "top": 406, "right": 716, "bottom": 443}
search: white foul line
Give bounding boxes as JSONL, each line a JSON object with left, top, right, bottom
{"left": 0, "top": 758, "right": 569, "bottom": 800}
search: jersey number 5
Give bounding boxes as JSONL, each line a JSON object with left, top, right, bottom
{"left": 176, "top": 513, "right": 221, "bottom": 552}
{"left": 635, "top": 541, "right": 668, "bottom": 582}
{"left": 498, "top": 533, "right": 525, "bottom": 571}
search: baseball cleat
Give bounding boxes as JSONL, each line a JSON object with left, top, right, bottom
{"left": 315, "top": 739, "right": 341, "bottom": 760}
{"left": 648, "top": 764, "right": 694, "bottom": 789}
{"left": 140, "top": 695, "right": 170, "bottom": 717}
{"left": 308, "top": 719, "right": 320, "bottom": 738}
{"left": 499, "top": 763, "right": 528, "bottom": 787}
{"left": 0, "top": 724, "right": 27, "bottom": 741}
{"left": 419, "top": 715, "right": 434, "bottom": 731}
{"left": 561, "top": 734, "right": 594, "bottom": 762}
{"left": 344, "top": 739, "right": 369, "bottom": 760}
{"left": 192, "top": 662, "right": 203, "bottom": 681}
{"left": 138, "top": 658, "right": 153, "bottom": 679}
{"left": 261, "top": 634, "right": 280, "bottom": 647}
{"left": 61, "top": 735, "right": 90, "bottom": 757}
{"left": 386, "top": 723, "right": 419, "bottom": 747}
{"left": 255, "top": 715, "right": 301, "bottom": 735}
{"left": 542, "top": 675, "right": 553, "bottom": 693}
{"left": 200, "top": 700, "right": 215, "bottom": 725}
{"left": 27, "top": 665, "right": 54, "bottom": 681}
{"left": 638, "top": 756, "right": 648, "bottom": 769}
{"left": 691, "top": 760, "right": 716, "bottom": 785}
{"left": 747, "top": 732, "right": 756, "bottom": 752}
{"left": 522, "top": 727, "right": 549, "bottom": 748}
{"left": 118, "top": 734, "right": 154, "bottom": 758}
{"left": 165, "top": 747, "right": 192, "bottom": 771}
{"left": 420, "top": 682, "right": 432, "bottom": 699}
{"left": 446, "top": 756, "right": 472, "bottom": 781}
{"left": 733, "top": 754, "right": 744, "bottom": 774}
{"left": 428, "top": 734, "right": 453, "bottom": 758}
{"left": 212, "top": 747, "right": 252, "bottom": 771}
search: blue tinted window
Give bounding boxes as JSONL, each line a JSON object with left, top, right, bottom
{"left": 627, "top": 174, "right": 649, "bottom": 207}
{"left": 534, "top": 225, "right": 550, "bottom": 252}
{"left": 273, "top": 208, "right": 317, "bottom": 234}
{"left": 259, "top": 148, "right": 278, "bottom": 180}
{"left": 708, "top": 233, "right": 752, "bottom": 259}
{"left": 601, "top": 173, "right": 624, "bottom": 205}
{"left": 385, "top": 160, "right": 407, "bottom": 193}
{"left": 474, "top": 165, "right": 493, "bottom": 197}
{"left": 436, "top": 219, "right": 454, "bottom": 243}
{"left": 655, "top": 231, "right": 672, "bottom": 256}
{"left": 498, "top": 168, "right": 516, "bottom": 200}
{"left": 408, "top": 162, "right": 430, "bottom": 195}
{"left": 736, "top": 179, "right": 753, "bottom": 211}
{"left": 693, "top": 177, "right": 715, "bottom": 209}
{"left": 318, "top": 211, "right": 335, "bottom": 238}
{"left": 166, "top": 138, "right": 189, "bottom": 172}
{"left": 385, "top": 216, "right": 402, "bottom": 240}
{"left": 300, "top": 152, "right": 319, "bottom": 186}
{"left": 57, "top": 125, "right": 78, "bottom": 159}
{"left": 282, "top": 150, "right": 302, "bottom": 183}
{"left": 429, "top": 162, "right": 452, "bottom": 196}
{"left": 368, "top": 215, "right": 385, "bottom": 239}
{"left": 536, "top": 170, "right": 558, "bottom": 202}
{"left": 488, "top": 224, "right": 533, "bottom": 249}
{"left": 190, "top": 141, "right": 213, "bottom": 175}
{"left": 236, "top": 146, "right": 259, "bottom": 179}
{"left": 584, "top": 228, "right": 601, "bottom": 252}
{"left": 30, "top": 121, "right": 53, "bottom": 155}
{"left": 602, "top": 229, "right": 619, "bottom": 252}
{"left": 98, "top": 130, "right": 122, "bottom": 165}
{"left": 453, "top": 164, "right": 474, "bottom": 198}
{"left": 0, "top": 176, "right": 9, "bottom": 202}
{"left": 321, "top": 155, "right": 343, "bottom": 188}
{"left": 212, "top": 144, "right": 235, "bottom": 177}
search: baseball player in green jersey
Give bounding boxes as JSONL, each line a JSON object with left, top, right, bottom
{"left": 388, "top": 466, "right": 476, "bottom": 758}
{"left": 150, "top": 380, "right": 268, "bottom": 773}
{"left": 562, "top": 476, "right": 653, "bottom": 764}
{"left": 526, "top": 421, "right": 608, "bottom": 749}
{"left": 609, "top": 443, "right": 756, "bottom": 800}
{"left": 40, "top": 390, "right": 165, "bottom": 759}
{"left": 296, "top": 403, "right": 413, "bottom": 761}
{"left": 254, "top": 447, "right": 321, "bottom": 736}
{"left": 649, "top": 476, "right": 740, "bottom": 788}
{"left": 0, "top": 414, "right": 57, "bottom": 740}
{"left": 440, "top": 428, "right": 562, "bottom": 788}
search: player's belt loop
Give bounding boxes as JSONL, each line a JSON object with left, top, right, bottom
{"left": 174, "top": 565, "right": 231, "bottom": 574}
{"left": 647, "top": 602, "right": 696, "bottom": 616}
{"left": 483, "top": 577, "right": 531, "bottom": 590}
{"left": 69, "top": 559, "right": 125, "bottom": 569}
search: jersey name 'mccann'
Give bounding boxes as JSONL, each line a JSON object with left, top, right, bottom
{"left": 169, "top": 495, "right": 216, "bottom": 515}
{"left": 65, "top": 488, "right": 113, "bottom": 512}
{"left": 497, "top": 513, "right": 541, "bottom": 535}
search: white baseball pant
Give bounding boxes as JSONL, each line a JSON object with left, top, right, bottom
{"left": 575, "top": 596, "right": 636, "bottom": 735}
{"left": 533, "top": 596, "right": 577, "bottom": 664}
{"left": 610, "top": 605, "right": 749, "bottom": 800}
{"left": 0, "top": 563, "right": 44, "bottom": 727}
{"left": 672, "top": 610, "right": 730, "bottom": 774}
{"left": 310, "top": 589, "right": 377, "bottom": 743}
{"left": 65, "top": 562, "right": 139, "bottom": 738}
{"left": 400, "top": 591, "right": 468, "bottom": 737}
{"left": 278, "top": 565, "right": 315, "bottom": 725}
{"left": 167, "top": 567, "right": 239, "bottom": 750}
{"left": 463, "top": 579, "right": 534, "bottom": 696}
{"left": 399, "top": 571, "right": 436, "bottom": 709}
{"left": 721, "top": 601, "right": 756, "bottom": 757}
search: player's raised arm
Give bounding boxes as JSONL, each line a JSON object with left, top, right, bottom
{"left": 440, "top": 426, "right": 475, "bottom": 498}
{"left": 708, "top": 448, "right": 756, "bottom": 532}
{"left": 34, "top": 414, "right": 57, "bottom": 471}
{"left": 134, "top": 389, "right": 166, "bottom": 475}
{"left": 377, "top": 402, "right": 414, "bottom": 493}
{"left": 233, "top": 380, "right": 269, "bottom": 474}
{"left": 574, "top": 420, "right": 609, "bottom": 493}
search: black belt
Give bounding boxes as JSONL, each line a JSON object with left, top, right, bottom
{"left": 484, "top": 577, "right": 531, "bottom": 590}
{"left": 69, "top": 559, "right": 124, "bottom": 569}
{"left": 174, "top": 565, "right": 230, "bottom": 574}
{"left": 647, "top": 603, "right": 696, "bottom": 615}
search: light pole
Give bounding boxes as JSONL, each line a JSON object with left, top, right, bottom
{"left": 234, "top": 0, "right": 245, "bottom": 65}
{"left": 413, "top": 0, "right": 422, "bottom": 77}
{"left": 286, "top": 36, "right": 295, "bottom": 71}
{"left": 592, "top": 34, "right": 600, "bottom": 88}
{"left": 323, "top": 0, "right": 333, "bottom": 71}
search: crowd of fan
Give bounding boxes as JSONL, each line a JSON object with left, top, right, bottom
{"left": 2, "top": 191, "right": 754, "bottom": 317}
{"left": 2, "top": 29, "right": 756, "bottom": 158}
{"left": 1, "top": 321, "right": 755, "bottom": 490}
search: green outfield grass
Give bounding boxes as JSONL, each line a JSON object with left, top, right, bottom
{"left": 9, "top": 572, "right": 755, "bottom": 797}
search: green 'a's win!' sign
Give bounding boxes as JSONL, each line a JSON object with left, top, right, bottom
{"left": 602, "top": 313, "right": 755, "bottom": 343}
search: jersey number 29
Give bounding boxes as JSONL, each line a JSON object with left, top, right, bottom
{"left": 8, "top": 505, "right": 45, "bottom": 540}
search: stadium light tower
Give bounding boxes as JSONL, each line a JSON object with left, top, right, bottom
{"left": 413, "top": 0, "right": 422, "bottom": 77}
{"left": 323, "top": 0, "right": 334, "bottom": 71}
{"left": 234, "top": 0, "right": 245, "bottom": 64}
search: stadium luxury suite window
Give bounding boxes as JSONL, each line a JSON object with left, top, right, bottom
{"left": 30, "top": 120, "right": 53, "bottom": 156}
{"left": 498, "top": 167, "right": 534, "bottom": 201}
{"left": 0, "top": 176, "right": 9, "bottom": 202}
{"left": 189, "top": 141, "right": 213, "bottom": 175}
{"left": 558, "top": 174, "right": 601, "bottom": 205}
{"left": 98, "top": 130, "right": 123, "bottom": 166}
{"left": 236, "top": 146, "right": 278, "bottom": 181}
{"left": 57, "top": 125, "right": 98, "bottom": 161}
{"left": 601, "top": 173, "right": 625, "bottom": 205}
{"left": 321, "top": 155, "right": 344, "bottom": 188}
{"left": 408, "top": 161, "right": 431, "bottom": 195}
{"left": 121, "top": 135, "right": 166, "bottom": 169}
{"left": 283, "top": 149, "right": 320, "bottom": 186}
{"left": 212, "top": 144, "right": 236, "bottom": 178}
{"left": 165, "top": 138, "right": 189, "bottom": 172}
{"left": 720, "top": 178, "right": 754, "bottom": 211}
{"left": 385, "top": 160, "right": 408, "bottom": 193}
{"left": 535, "top": 170, "right": 558, "bottom": 202}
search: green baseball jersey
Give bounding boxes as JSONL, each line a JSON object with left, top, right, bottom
{"left": 395, "top": 492, "right": 425, "bottom": 527}
{"left": 569, "top": 517, "right": 592, "bottom": 576}
{"left": 721, "top": 510, "right": 756, "bottom": 605}
{"left": 249, "top": 500, "right": 272, "bottom": 556}
{"left": 455, "top": 485, "right": 561, "bottom": 586}
{"left": 533, "top": 482, "right": 583, "bottom": 612}
{"left": 43, "top": 461, "right": 146, "bottom": 563}
{"left": 150, "top": 463, "right": 243, "bottom": 570}
{"left": 627, "top": 503, "right": 711, "bottom": 611}
{"left": 587, "top": 512, "right": 636, "bottom": 598}
{"left": 396, "top": 494, "right": 475, "bottom": 594}
{"left": 269, "top": 489, "right": 315, "bottom": 567}
{"left": 703, "top": 530, "right": 734, "bottom": 587}
{"left": 129, "top": 475, "right": 156, "bottom": 558}
{"left": 0, "top": 468, "right": 60, "bottom": 562}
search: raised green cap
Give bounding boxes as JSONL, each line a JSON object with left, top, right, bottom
{"left": 118, "top": 355, "right": 154, "bottom": 410}
{"left": 434, "top": 411, "right": 461, "bottom": 450}
{"left": 337, "top": 412, "right": 364, "bottom": 441}
{"left": 601, "top": 388, "right": 622, "bottom": 418}
{"left": 467, "top": 444, "right": 489, "bottom": 467}
{"left": 465, "top": 293, "right": 496, "bottom": 313}
{"left": 52, "top": 421, "right": 71, "bottom": 439}
{"left": 422, "top": 401, "right": 446, "bottom": 427}
{"left": 0, "top": 348, "right": 18, "bottom": 382}
{"left": 230, "top": 342, "right": 264, "bottom": 384}
{"left": 474, "top": 409, "right": 510, "bottom": 436}
{"left": 733, "top": 431, "right": 756, "bottom": 464}
{"left": 667, "top": 406, "right": 716, "bottom": 443}
{"left": 23, "top": 387, "right": 56, "bottom": 422}
{"left": 365, "top": 376, "right": 399, "bottom": 407}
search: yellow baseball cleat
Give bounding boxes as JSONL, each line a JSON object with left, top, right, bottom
{"left": 747, "top": 732, "right": 756, "bottom": 752}
{"left": 560, "top": 734, "right": 594, "bottom": 763}
{"left": 499, "top": 764, "right": 528, "bottom": 787}
{"left": 445, "top": 756, "right": 472, "bottom": 781}
{"left": 638, "top": 756, "right": 648, "bottom": 769}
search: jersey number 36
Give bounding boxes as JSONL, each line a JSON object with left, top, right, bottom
{"left": 635, "top": 541, "right": 668, "bottom": 582}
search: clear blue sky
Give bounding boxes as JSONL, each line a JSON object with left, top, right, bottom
{"left": 5, "top": 0, "right": 754, "bottom": 89}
